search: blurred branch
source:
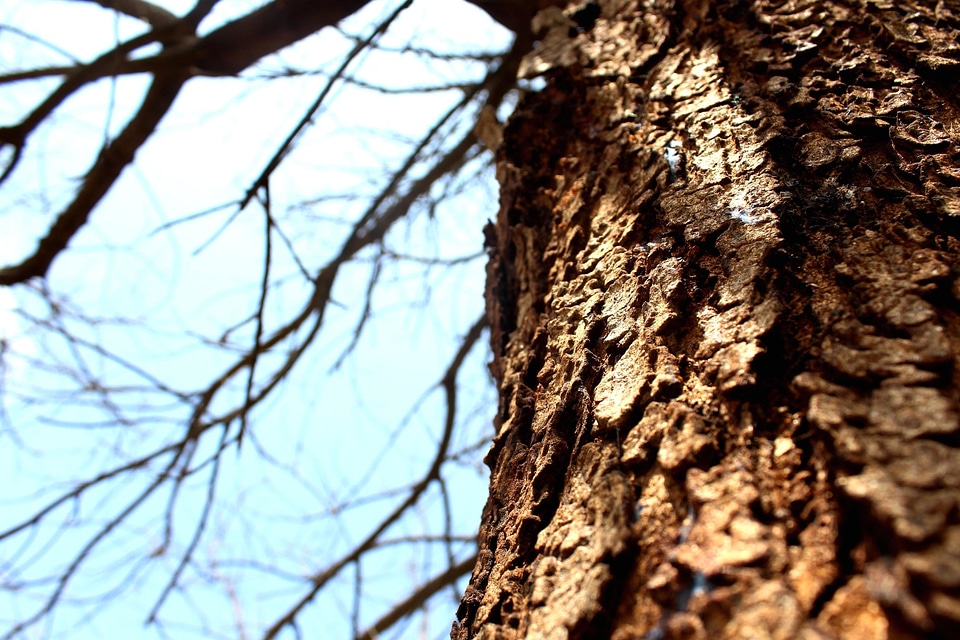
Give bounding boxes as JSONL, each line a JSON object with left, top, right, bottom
{"left": 235, "top": 0, "right": 415, "bottom": 215}
{"left": 1, "top": 451, "right": 186, "bottom": 640}
{"left": 263, "top": 314, "right": 487, "bottom": 639}
{"left": 0, "top": 70, "right": 188, "bottom": 284}
{"left": 357, "top": 553, "right": 478, "bottom": 640}
{"left": 186, "top": 28, "right": 529, "bottom": 445}
{"left": 0, "top": 0, "right": 522, "bottom": 287}
{"left": 173, "top": 0, "right": 373, "bottom": 77}
{"left": 0, "top": 442, "right": 180, "bottom": 544}
{"left": 146, "top": 423, "right": 230, "bottom": 623}
{"left": 73, "top": 0, "right": 179, "bottom": 28}
{"left": 0, "top": 0, "right": 529, "bottom": 635}
{"left": 0, "top": 25, "right": 80, "bottom": 63}
{"left": 237, "top": 186, "right": 274, "bottom": 452}
{"left": 0, "top": 65, "right": 89, "bottom": 85}
{"left": 0, "top": 4, "right": 214, "bottom": 159}
{"left": 0, "top": 0, "right": 375, "bottom": 285}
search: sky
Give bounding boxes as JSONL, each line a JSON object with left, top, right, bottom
{"left": 0, "top": 1, "right": 513, "bottom": 638}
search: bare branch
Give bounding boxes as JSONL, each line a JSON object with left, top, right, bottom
{"left": 356, "top": 553, "right": 477, "bottom": 640}
{"left": 0, "top": 442, "right": 180, "bottom": 543}
{"left": 0, "top": 25, "right": 81, "bottom": 63}
{"left": 146, "top": 424, "right": 231, "bottom": 623}
{"left": 263, "top": 315, "right": 487, "bottom": 639}
{"left": 0, "top": 0, "right": 378, "bottom": 285}
{"left": 0, "top": 65, "right": 88, "bottom": 85}
{"left": 176, "top": 0, "right": 377, "bottom": 77}
{"left": 235, "top": 0, "right": 416, "bottom": 215}
{"left": 0, "top": 70, "right": 188, "bottom": 284}
{"left": 2, "top": 452, "right": 184, "bottom": 640}
{"left": 0, "top": 1, "right": 522, "bottom": 635}
{"left": 72, "top": 0, "right": 179, "bottom": 28}
{"left": 178, "top": 45, "right": 513, "bottom": 442}
{"left": 237, "top": 188, "right": 274, "bottom": 451}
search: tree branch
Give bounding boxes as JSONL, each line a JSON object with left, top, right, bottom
{"left": 175, "top": 0, "right": 374, "bottom": 76}
{"left": 0, "top": 0, "right": 377, "bottom": 286}
{"left": 0, "top": 70, "right": 188, "bottom": 285}
{"left": 72, "top": 0, "right": 179, "bottom": 28}
{"left": 357, "top": 553, "right": 478, "bottom": 640}
{"left": 263, "top": 315, "right": 487, "bottom": 639}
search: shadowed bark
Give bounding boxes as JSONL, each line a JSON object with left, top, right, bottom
{"left": 457, "top": 0, "right": 960, "bottom": 637}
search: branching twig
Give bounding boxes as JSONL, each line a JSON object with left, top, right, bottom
{"left": 356, "top": 553, "right": 477, "bottom": 640}
{"left": 147, "top": 423, "right": 231, "bottom": 623}
{"left": 237, "top": 185, "right": 274, "bottom": 451}
{"left": 0, "top": 70, "right": 189, "bottom": 283}
{"left": 2, "top": 451, "right": 184, "bottom": 640}
{"left": 263, "top": 315, "right": 487, "bottom": 639}
{"left": 0, "top": 1, "right": 529, "bottom": 636}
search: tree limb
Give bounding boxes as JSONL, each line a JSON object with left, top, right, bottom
{"left": 0, "top": 70, "right": 188, "bottom": 285}
{"left": 0, "top": 0, "right": 376, "bottom": 286}
{"left": 173, "top": 0, "right": 373, "bottom": 76}
{"left": 72, "top": 0, "right": 179, "bottom": 28}
{"left": 356, "top": 553, "right": 478, "bottom": 640}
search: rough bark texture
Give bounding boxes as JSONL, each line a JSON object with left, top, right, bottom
{"left": 456, "top": 0, "right": 960, "bottom": 638}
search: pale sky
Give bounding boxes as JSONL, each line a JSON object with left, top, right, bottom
{"left": 0, "top": 1, "right": 513, "bottom": 637}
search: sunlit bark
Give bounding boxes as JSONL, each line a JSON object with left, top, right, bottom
{"left": 459, "top": 0, "right": 960, "bottom": 637}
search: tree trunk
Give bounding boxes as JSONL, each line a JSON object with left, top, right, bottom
{"left": 456, "top": 0, "right": 960, "bottom": 638}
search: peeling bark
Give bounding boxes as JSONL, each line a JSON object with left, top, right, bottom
{"left": 457, "top": 0, "right": 960, "bottom": 638}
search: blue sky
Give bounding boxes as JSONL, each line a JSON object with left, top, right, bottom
{"left": 0, "top": 1, "right": 512, "bottom": 637}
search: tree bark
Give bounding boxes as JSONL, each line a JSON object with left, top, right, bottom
{"left": 457, "top": 0, "right": 960, "bottom": 638}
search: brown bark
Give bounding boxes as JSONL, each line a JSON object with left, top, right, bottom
{"left": 457, "top": 0, "right": 960, "bottom": 638}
